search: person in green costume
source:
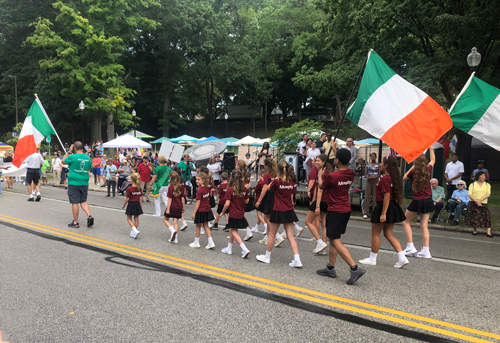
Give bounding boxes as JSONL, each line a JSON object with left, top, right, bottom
{"left": 151, "top": 156, "right": 171, "bottom": 217}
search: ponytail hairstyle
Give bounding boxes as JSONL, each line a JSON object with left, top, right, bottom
{"left": 130, "top": 173, "right": 140, "bottom": 188}
{"left": 383, "top": 156, "right": 403, "bottom": 205}
{"left": 207, "top": 170, "right": 214, "bottom": 187}
{"left": 264, "top": 158, "right": 278, "bottom": 178}
{"left": 411, "top": 154, "right": 430, "bottom": 194}
{"left": 277, "top": 160, "right": 288, "bottom": 182}
{"left": 229, "top": 170, "right": 244, "bottom": 197}
{"left": 317, "top": 154, "right": 334, "bottom": 174}
{"left": 236, "top": 160, "right": 249, "bottom": 183}
{"left": 169, "top": 171, "right": 182, "bottom": 197}
{"left": 287, "top": 163, "right": 297, "bottom": 183}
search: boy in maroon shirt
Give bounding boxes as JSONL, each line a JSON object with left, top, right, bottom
{"left": 318, "top": 149, "right": 366, "bottom": 285}
{"left": 137, "top": 157, "right": 153, "bottom": 202}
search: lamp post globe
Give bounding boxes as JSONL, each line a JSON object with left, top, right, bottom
{"left": 132, "top": 109, "right": 136, "bottom": 137}
{"left": 467, "top": 47, "right": 481, "bottom": 72}
{"left": 224, "top": 113, "right": 228, "bottom": 136}
{"left": 79, "top": 100, "right": 85, "bottom": 142}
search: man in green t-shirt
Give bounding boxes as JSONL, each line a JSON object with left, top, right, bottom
{"left": 150, "top": 156, "right": 171, "bottom": 217}
{"left": 62, "top": 141, "right": 94, "bottom": 228}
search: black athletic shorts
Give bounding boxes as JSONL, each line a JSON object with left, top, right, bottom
{"left": 326, "top": 211, "right": 351, "bottom": 240}
{"left": 68, "top": 185, "right": 89, "bottom": 204}
{"left": 26, "top": 168, "right": 40, "bottom": 185}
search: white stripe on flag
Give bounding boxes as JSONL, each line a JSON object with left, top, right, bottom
{"left": 468, "top": 94, "right": 500, "bottom": 150}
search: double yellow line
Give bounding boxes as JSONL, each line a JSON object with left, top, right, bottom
{"left": 1, "top": 213, "right": 498, "bottom": 343}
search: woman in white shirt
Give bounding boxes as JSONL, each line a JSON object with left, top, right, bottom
{"left": 304, "top": 141, "right": 320, "bottom": 178}
{"left": 207, "top": 157, "right": 222, "bottom": 195}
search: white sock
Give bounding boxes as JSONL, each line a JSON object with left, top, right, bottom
{"left": 239, "top": 243, "right": 248, "bottom": 251}
{"left": 265, "top": 250, "right": 271, "bottom": 259}
{"left": 29, "top": 194, "right": 33, "bottom": 198}
{"left": 194, "top": 237, "right": 200, "bottom": 243}
{"left": 36, "top": 192, "right": 40, "bottom": 196}
{"left": 208, "top": 237, "right": 214, "bottom": 244}
{"left": 227, "top": 243, "right": 233, "bottom": 249}
{"left": 169, "top": 225, "right": 175, "bottom": 233}
{"left": 369, "top": 252, "right": 378, "bottom": 261}
{"left": 316, "top": 239, "right": 324, "bottom": 245}
{"left": 132, "top": 226, "right": 137, "bottom": 231}
{"left": 421, "top": 246, "right": 429, "bottom": 254}
{"left": 246, "top": 228, "right": 251, "bottom": 235}
{"left": 264, "top": 223, "right": 268, "bottom": 229}
{"left": 397, "top": 251, "right": 406, "bottom": 262}
{"left": 294, "top": 224, "right": 300, "bottom": 230}
{"left": 406, "top": 242, "right": 415, "bottom": 250}
{"left": 294, "top": 254, "right": 301, "bottom": 262}
{"left": 183, "top": 220, "right": 187, "bottom": 226}
{"left": 275, "top": 232, "right": 281, "bottom": 239}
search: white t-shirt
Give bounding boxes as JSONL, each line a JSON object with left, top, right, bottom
{"left": 25, "top": 153, "right": 44, "bottom": 169}
{"left": 297, "top": 141, "right": 307, "bottom": 152}
{"left": 445, "top": 161, "right": 464, "bottom": 185}
{"left": 305, "top": 148, "right": 321, "bottom": 165}
{"left": 207, "top": 163, "right": 221, "bottom": 181}
{"left": 52, "top": 157, "right": 62, "bottom": 171}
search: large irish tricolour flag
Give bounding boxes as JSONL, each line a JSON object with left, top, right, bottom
{"left": 347, "top": 51, "right": 452, "bottom": 162}
{"left": 449, "top": 74, "right": 500, "bottom": 151}
{"left": 12, "top": 98, "right": 56, "bottom": 167}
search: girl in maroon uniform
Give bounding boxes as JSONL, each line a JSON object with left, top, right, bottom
{"left": 304, "top": 154, "right": 331, "bottom": 254}
{"left": 122, "top": 173, "right": 143, "bottom": 239}
{"left": 220, "top": 170, "right": 251, "bottom": 258}
{"left": 254, "top": 158, "right": 280, "bottom": 245}
{"left": 164, "top": 171, "right": 186, "bottom": 244}
{"left": 211, "top": 172, "right": 229, "bottom": 230}
{"left": 359, "top": 156, "right": 408, "bottom": 268}
{"left": 256, "top": 161, "right": 302, "bottom": 268}
{"left": 236, "top": 159, "right": 255, "bottom": 241}
{"left": 190, "top": 173, "right": 215, "bottom": 249}
{"left": 251, "top": 170, "right": 266, "bottom": 233}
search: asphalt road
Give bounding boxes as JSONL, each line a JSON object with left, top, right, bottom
{"left": 0, "top": 184, "right": 499, "bottom": 343}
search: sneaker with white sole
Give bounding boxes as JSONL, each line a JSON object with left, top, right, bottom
{"left": 346, "top": 268, "right": 366, "bottom": 285}
{"left": 358, "top": 258, "right": 377, "bottom": 266}
{"left": 289, "top": 260, "right": 303, "bottom": 268}
{"left": 169, "top": 230, "right": 177, "bottom": 243}
{"left": 244, "top": 233, "right": 253, "bottom": 241}
{"left": 189, "top": 241, "right": 200, "bottom": 248}
{"left": 280, "top": 231, "right": 287, "bottom": 239}
{"left": 308, "top": 237, "right": 316, "bottom": 242}
{"left": 256, "top": 255, "right": 270, "bottom": 263}
{"left": 404, "top": 247, "right": 418, "bottom": 256}
{"left": 130, "top": 228, "right": 140, "bottom": 239}
{"left": 317, "top": 266, "right": 337, "bottom": 278}
{"left": 221, "top": 247, "right": 232, "bottom": 255}
{"left": 241, "top": 250, "right": 250, "bottom": 259}
{"left": 200, "top": 228, "right": 205, "bottom": 235}
{"left": 206, "top": 242, "right": 215, "bottom": 250}
{"left": 394, "top": 258, "right": 410, "bottom": 269}
{"left": 317, "top": 250, "right": 327, "bottom": 255}
{"left": 258, "top": 237, "right": 268, "bottom": 245}
{"left": 363, "top": 214, "right": 368, "bottom": 219}
{"left": 152, "top": 214, "right": 162, "bottom": 217}
{"left": 313, "top": 242, "right": 328, "bottom": 254}
{"left": 250, "top": 226, "right": 259, "bottom": 233}
{"left": 180, "top": 223, "right": 188, "bottom": 231}
{"left": 210, "top": 222, "right": 218, "bottom": 229}
{"left": 414, "top": 250, "right": 432, "bottom": 259}
{"left": 295, "top": 226, "right": 304, "bottom": 237}
{"left": 274, "top": 236, "right": 285, "bottom": 247}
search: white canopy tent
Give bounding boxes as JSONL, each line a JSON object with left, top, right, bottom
{"left": 234, "top": 136, "right": 262, "bottom": 145}
{"left": 103, "top": 135, "right": 152, "bottom": 149}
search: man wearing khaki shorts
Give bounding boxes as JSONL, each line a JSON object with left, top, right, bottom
{"left": 51, "top": 152, "right": 61, "bottom": 186}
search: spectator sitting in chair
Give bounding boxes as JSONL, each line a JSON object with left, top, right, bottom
{"left": 430, "top": 178, "right": 445, "bottom": 223}
{"left": 447, "top": 180, "right": 469, "bottom": 225}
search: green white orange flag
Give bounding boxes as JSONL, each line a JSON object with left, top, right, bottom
{"left": 449, "top": 73, "right": 500, "bottom": 151}
{"left": 13, "top": 97, "right": 56, "bottom": 167}
{"left": 347, "top": 51, "right": 452, "bottom": 162}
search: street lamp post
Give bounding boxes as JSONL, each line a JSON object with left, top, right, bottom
{"left": 467, "top": 47, "right": 481, "bottom": 72}
{"left": 132, "top": 109, "right": 136, "bottom": 137}
{"left": 79, "top": 101, "right": 85, "bottom": 142}
{"left": 224, "top": 113, "right": 228, "bottom": 136}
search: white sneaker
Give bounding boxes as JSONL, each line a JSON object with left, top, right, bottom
{"left": 274, "top": 236, "right": 285, "bottom": 247}
{"left": 289, "top": 260, "right": 303, "bottom": 268}
{"left": 221, "top": 247, "right": 232, "bottom": 255}
{"left": 363, "top": 214, "right": 368, "bottom": 219}
{"left": 415, "top": 250, "right": 432, "bottom": 259}
{"left": 295, "top": 226, "right": 304, "bottom": 237}
{"left": 152, "top": 214, "right": 162, "bottom": 217}
{"left": 317, "top": 250, "right": 327, "bottom": 255}
{"left": 258, "top": 237, "right": 268, "bottom": 245}
{"left": 169, "top": 230, "right": 177, "bottom": 243}
{"left": 206, "top": 242, "right": 215, "bottom": 250}
{"left": 359, "top": 258, "right": 377, "bottom": 266}
{"left": 250, "top": 226, "right": 259, "bottom": 233}
{"left": 241, "top": 250, "right": 250, "bottom": 259}
{"left": 244, "top": 233, "right": 253, "bottom": 241}
{"left": 173, "top": 238, "right": 178, "bottom": 244}
{"left": 313, "top": 242, "right": 328, "bottom": 254}
{"left": 256, "top": 255, "right": 270, "bottom": 263}
{"left": 280, "top": 231, "right": 287, "bottom": 239}
{"left": 200, "top": 228, "right": 205, "bottom": 235}
{"left": 308, "top": 237, "right": 316, "bottom": 242}
{"left": 394, "top": 258, "right": 410, "bottom": 268}
{"left": 180, "top": 222, "right": 188, "bottom": 231}
{"left": 404, "top": 247, "right": 418, "bottom": 256}
{"left": 189, "top": 241, "right": 200, "bottom": 248}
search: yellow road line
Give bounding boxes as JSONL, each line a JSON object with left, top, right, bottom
{"left": 0, "top": 214, "right": 497, "bottom": 343}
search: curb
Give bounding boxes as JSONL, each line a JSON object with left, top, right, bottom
{"left": 294, "top": 209, "right": 499, "bottom": 237}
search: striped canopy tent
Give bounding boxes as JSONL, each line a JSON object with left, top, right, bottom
{"left": 123, "top": 130, "right": 155, "bottom": 139}
{"left": 0, "top": 142, "right": 14, "bottom": 152}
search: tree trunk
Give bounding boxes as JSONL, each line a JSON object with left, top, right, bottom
{"left": 439, "top": 76, "right": 453, "bottom": 108}
{"left": 106, "top": 111, "right": 115, "bottom": 142}
{"left": 334, "top": 90, "right": 342, "bottom": 126}
{"left": 206, "top": 80, "right": 213, "bottom": 129}
{"left": 91, "top": 114, "right": 101, "bottom": 143}
{"left": 264, "top": 103, "right": 268, "bottom": 138}
{"left": 163, "top": 92, "right": 171, "bottom": 137}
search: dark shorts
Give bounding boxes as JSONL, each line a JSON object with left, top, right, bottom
{"left": 326, "top": 211, "right": 351, "bottom": 240}
{"left": 308, "top": 201, "right": 328, "bottom": 213}
{"left": 216, "top": 204, "right": 225, "bottom": 215}
{"left": 214, "top": 179, "right": 220, "bottom": 186}
{"left": 68, "top": 185, "right": 89, "bottom": 204}
{"left": 26, "top": 168, "right": 40, "bottom": 185}
{"left": 407, "top": 197, "right": 434, "bottom": 214}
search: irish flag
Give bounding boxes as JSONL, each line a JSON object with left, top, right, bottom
{"left": 449, "top": 74, "right": 500, "bottom": 150}
{"left": 13, "top": 97, "right": 56, "bottom": 167}
{"left": 347, "top": 51, "right": 452, "bottom": 162}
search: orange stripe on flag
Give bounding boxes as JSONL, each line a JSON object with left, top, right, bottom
{"left": 12, "top": 135, "right": 37, "bottom": 168}
{"left": 381, "top": 96, "right": 452, "bottom": 163}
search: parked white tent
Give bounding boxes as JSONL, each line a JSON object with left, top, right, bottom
{"left": 234, "top": 136, "right": 262, "bottom": 145}
{"left": 103, "top": 135, "right": 152, "bottom": 149}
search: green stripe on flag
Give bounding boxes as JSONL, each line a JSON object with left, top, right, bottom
{"left": 27, "top": 99, "right": 55, "bottom": 136}
{"left": 347, "top": 51, "right": 396, "bottom": 125}
{"left": 450, "top": 77, "right": 500, "bottom": 132}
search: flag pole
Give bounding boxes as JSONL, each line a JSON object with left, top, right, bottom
{"left": 35, "top": 94, "right": 67, "bottom": 154}
{"left": 333, "top": 49, "right": 372, "bottom": 144}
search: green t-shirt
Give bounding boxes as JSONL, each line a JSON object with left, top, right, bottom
{"left": 41, "top": 160, "right": 50, "bottom": 173}
{"left": 153, "top": 165, "right": 171, "bottom": 187}
{"left": 65, "top": 153, "right": 91, "bottom": 186}
{"left": 177, "top": 160, "right": 195, "bottom": 182}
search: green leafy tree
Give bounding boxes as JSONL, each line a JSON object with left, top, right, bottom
{"left": 272, "top": 119, "right": 324, "bottom": 158}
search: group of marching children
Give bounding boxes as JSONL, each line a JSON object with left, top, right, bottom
{"left": 120, "top": 144, "right": 439, "bottom": 285}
